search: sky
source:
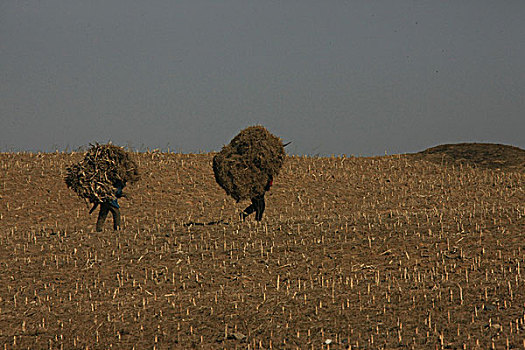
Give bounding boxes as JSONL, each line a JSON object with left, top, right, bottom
{"left": 1, "top": 1, "right": 524, "bottom": 156}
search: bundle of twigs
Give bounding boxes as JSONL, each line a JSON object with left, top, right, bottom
{"left": 213, "top": 126, "right": 285, "bottom": 202}
{"left": 65, "top": 143, "right": 140, "bottom": 204}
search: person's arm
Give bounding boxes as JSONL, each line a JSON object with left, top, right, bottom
{"left": 114, "top": 181, "right": 126, "bottom": 198}
{"left": 265, "top": 177, "right": 273, "bottom": 191}
{"left": 115, "top": 187, "right": 124, "bottom": 198}
{"left": 89, "top": 202, "right": 99, "bottom": 214}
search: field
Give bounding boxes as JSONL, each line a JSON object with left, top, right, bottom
{"left": 0, "top": 143, "right": 524, "bottom": 349}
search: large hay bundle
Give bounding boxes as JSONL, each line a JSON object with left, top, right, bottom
{"left": 213, "top": 126, "right": 285, "bottom": 201}
{"left": 65, "top": 143, "right": 140, "bottom": 204}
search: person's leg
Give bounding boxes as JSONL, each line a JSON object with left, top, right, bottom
{"left": 254, "top": 195, "right": 266, "bottom": 221}
{"left": 96, "top": 204, "right": 110, "bottom": 232}
{"left": 241, "top": 198, "right": 257, "bottom": 221}
{"left": 109, "top": 206, "right": 121, "bottom": 230}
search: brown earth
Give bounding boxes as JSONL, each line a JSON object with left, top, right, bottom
{"left": 0, "top": 144, "right": 524, "bottom": 349}
{"left": 415, "top": 143, "right": 525, "bottom": 172}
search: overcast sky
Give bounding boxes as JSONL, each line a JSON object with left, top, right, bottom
{"left": 1, "top": 1, "right": 524, "bottom": 156}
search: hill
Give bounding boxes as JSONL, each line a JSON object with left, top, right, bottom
{"left": 417, "top": 142, "right": 525, "bottom": 172}
{"left": 0, "top": 145, "right": 524, "bottom": 349}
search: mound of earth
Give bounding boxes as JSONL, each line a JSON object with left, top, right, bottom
{"left": 417, "top": 143, "right": 525, "bottom": 171}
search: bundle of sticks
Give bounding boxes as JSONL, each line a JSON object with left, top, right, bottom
{"left": 65, "top": 143, "right": 140, "bottom": 204}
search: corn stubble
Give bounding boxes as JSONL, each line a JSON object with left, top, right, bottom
{"left": 0, "top": 146, "right": 524, "bottom": 349}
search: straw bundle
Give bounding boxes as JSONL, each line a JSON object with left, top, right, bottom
{"left": 213, "top": 126, "right": 285, "bottom": 201}
{"left": 65, "top": 143, "right": 140, "bottom": 203}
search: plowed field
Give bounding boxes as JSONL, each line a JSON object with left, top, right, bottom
{"left": 1, "top": 144, "right": 524, "bottom": 349}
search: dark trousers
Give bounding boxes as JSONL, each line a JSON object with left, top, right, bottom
{"left": 96, "top": 203, "right": 121, "bottom": 231}
{"left": 243, "top": 194, "right": 266, "bottom": 221}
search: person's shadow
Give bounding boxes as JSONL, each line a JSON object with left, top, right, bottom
{"left": 183, "top": 219, "right": 229, "bottom": 227}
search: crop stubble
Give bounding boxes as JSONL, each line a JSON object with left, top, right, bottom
{"left": 0, "top": 146, "right": 524, "bottom": 349}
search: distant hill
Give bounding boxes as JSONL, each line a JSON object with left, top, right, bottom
{"left": 416, "top": 143, "right": 525, "bottom": 172}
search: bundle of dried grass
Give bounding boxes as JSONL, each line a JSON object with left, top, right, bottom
{"left": 213, "top": 126, "right": 285, "bottom": 202}
{"left": 65, "top": 143, "right": 140, "bottom": 204}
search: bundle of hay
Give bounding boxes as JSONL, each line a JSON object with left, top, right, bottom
{"left": 65, "top": 143, "right": 140, "bottom": 204}
{"left": 213, "top": 126, "right": 285, "bottom": 202}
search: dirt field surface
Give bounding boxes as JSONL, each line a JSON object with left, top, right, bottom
{"left": 416, "top": 143, "right": 525, "bottom": 172}
{"left": 1, "top": 143, "right": 524, "bottom": 349}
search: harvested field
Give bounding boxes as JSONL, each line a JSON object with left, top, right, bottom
{"left": 0, "top": 144, "right": 524, "bottom": 349}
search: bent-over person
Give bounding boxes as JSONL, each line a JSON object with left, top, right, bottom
{"left": 93, "top": 180, "right": 126, "bottom": 231}
{"left": 241, "top": 176, "right": 273, "bottom": 222}
{"left": 212, "top": 126, "right": 285, "bottom": 222}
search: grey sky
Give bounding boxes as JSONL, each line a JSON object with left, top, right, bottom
{"left": 1, "top": 1, "right": 524, "bottom": 156}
